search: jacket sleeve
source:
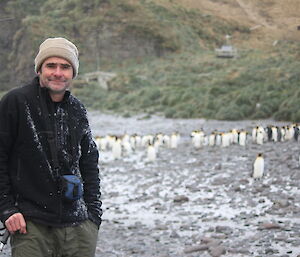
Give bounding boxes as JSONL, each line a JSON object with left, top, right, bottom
{"left": 79, "top": 119, "right": 102, "bottom": 228}
{"left": 0, "top": 92, "right": 20, "bottom": 223}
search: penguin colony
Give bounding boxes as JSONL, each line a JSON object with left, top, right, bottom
{"left": 94, "top": 131, "right": 181, "bottom": 162}
{"left": 94, "top": 123, "right": 300, "bottom": 176}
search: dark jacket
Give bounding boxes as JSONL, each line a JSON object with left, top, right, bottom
{"left": 0, "top": 77, "right": 102, "bottom": 227}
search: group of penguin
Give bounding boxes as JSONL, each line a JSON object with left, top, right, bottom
{"left": 251, "top": 124, "right": 300, "bottom": 179}
{"left": 190, "top": 124, "right": 299, "bottom": 148}
{"left": 94, "top": 132, "right": 181, "bottom": 162}
{"left": 94, "top": 123, "right": 300, "bottom": 179}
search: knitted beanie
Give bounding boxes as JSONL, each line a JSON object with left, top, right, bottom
{"left": 34, "top": 37, "right": 79, "bottom": 78}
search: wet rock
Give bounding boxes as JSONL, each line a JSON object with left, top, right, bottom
{"left": 215, "top": 226, "right": 233, "bottom": 235}
{"left": 274, "top": 234, "right": 288, "bottom": 241}
{"left": 108, "top": 191, "right": 119, "bottom": 197}
{"left": 239, "top": 179, "right": 249, "bottom": 185}
{"left": 183, "top": 244, "right": 209, "bottom": 253}
{"left": 273, "top": 199, "right": 290, "bottom": 208}
{"left": 265, "top": 247, "right": 279, "bottom": 254}
{"left": 208, "top": 245, "right": 226, "bottom": 257}
{"left": 259, "top": 223, "right": 282, "bottom": 230}
{"left": 291, "top": 240, "right": 300, "bottom": 247}
{"left": 252, "top": 186, "right": 264, "bottom": 193}
{"left": 211, "top": 177, "right": 230, "bottom": 186}
{"left": 214, "top": 163, "right": 222, "bottom": 170}
{"left": 170, "top": 230, "right": 180, "bottom": 238}
{"left": 128, "top": 222, "right": 143, "bottom": 230}
{"left": 180, "top": 224, "right": 192, "bottom": 230}
{"left": 155, "top": 224, "right": 168, "bottom": 231}
{"left": 186, "top": 184, "right": 200, "bottom": 192}
{"left": 232, "top": 185, "right": 242, "bottom": 192}
{"left": 178, "top": 211, "right": 193, "bottom": 216}
{"left": 173, "top": 195, "right": 189, "bottom": 203}
{"left": 200, "top": 237, "right": 221, "bottom": 246}
{"left": 227, "top": 247, "right": 251, "bottom": 255}
{"left": 151, "top": 202, "right": 165, "bottom": 211}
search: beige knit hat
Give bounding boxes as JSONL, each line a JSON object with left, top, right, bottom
{"left": 34, "top": 37, "right": 79, "bottom": 78}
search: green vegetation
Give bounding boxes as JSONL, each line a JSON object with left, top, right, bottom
{"left": 74, "top": 40, "right": 300, "bottom": 122}
{"left": 1, "top": 0, "right": 300, "bottom": 121}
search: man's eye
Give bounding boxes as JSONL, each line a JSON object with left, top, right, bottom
{"left": 61, "top": 64, "right": 71, "bottom": 70}
{"left": 46, "top": 63, "right": 56, "bottom": 68}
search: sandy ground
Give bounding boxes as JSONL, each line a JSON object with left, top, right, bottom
{"left": 1, "top": 112, "right": 300, "bottom": 257}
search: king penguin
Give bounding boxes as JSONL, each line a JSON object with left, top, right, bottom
{"left": 112, "top": 136, "right": 122, "bottom": 160}
{"left": 170, "top": 132, "right": 180, "bottom": 149}
{"left": 239, "top": 130, "right": 247, "bottom": 146}
{"left": 253, "top": 153, "right": 264, "bottom": 179}
{"left": 146, "top": 141, "right": 156, "bottom": 162}
{"left": 256, "top": 129, "right": 264, "bottom": 145}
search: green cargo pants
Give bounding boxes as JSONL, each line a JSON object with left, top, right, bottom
{"left": 10, "top": 220, "right": 99, "bottom": 257}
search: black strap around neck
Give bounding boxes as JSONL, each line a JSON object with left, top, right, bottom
{"left": 38, "top": 87, "right": 60, "bottom": 173}
{"left": 38, "top": 87, "right": 77, "bottom": 175}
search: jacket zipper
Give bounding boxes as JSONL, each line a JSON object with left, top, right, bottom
{"left": 16, "top": 158, "right": 21, "bottom": 181}
{"left": 52, "top": 108, "right": 63, "bottom": 223}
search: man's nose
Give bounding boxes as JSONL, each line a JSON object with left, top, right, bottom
{"left": 53, "top": 66, "right": 63, "bottom": 76}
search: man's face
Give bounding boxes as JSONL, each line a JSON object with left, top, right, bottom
{"left": 38, "top": 57, "right": 73, "bottom": 96}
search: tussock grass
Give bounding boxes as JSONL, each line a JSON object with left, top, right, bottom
{"left": 2, "top": 0, "right": 299, "bottom": 121}
{"left": 74, "top": 39, "right": 300, "bottom": 121}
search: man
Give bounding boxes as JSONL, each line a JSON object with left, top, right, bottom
{"left": 0, "top": 37, "right": 102, "bottom": 256}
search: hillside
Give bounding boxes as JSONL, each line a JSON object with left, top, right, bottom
{"left": 0, "top": 0, "right": 300, "bottom": 121}
{"left": 176, "top": 0, "right": 300, "bottom": 46}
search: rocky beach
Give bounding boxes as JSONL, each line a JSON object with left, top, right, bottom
{"left": 90, "top": 113, "right": 300, "bottom": 257}
{"left": 1, "top": 112, "right": 300, "bottom": 257}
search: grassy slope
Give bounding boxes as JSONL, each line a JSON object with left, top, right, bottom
{"left": 73, "top": 0, "right": 300, "bottom": 121}
{"left": 2, "top": 0, "right": 300, "bottom": 121}
{"left": 74, "top": 40, "right": 300, "bottom": 121}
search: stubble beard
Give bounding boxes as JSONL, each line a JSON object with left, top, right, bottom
{"left": 42, "top": 77, "right": 71, "bottom": 95}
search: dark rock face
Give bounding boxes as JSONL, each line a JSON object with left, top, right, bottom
{"left": 0, "top": 9, "right": 170, "bottom": 89}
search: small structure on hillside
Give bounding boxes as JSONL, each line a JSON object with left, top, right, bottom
{"left": 83, "top": 71, "right": 116, "bottom": 90}
{"left": 215, "top": 35, "right": 238, "bottom": 58}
